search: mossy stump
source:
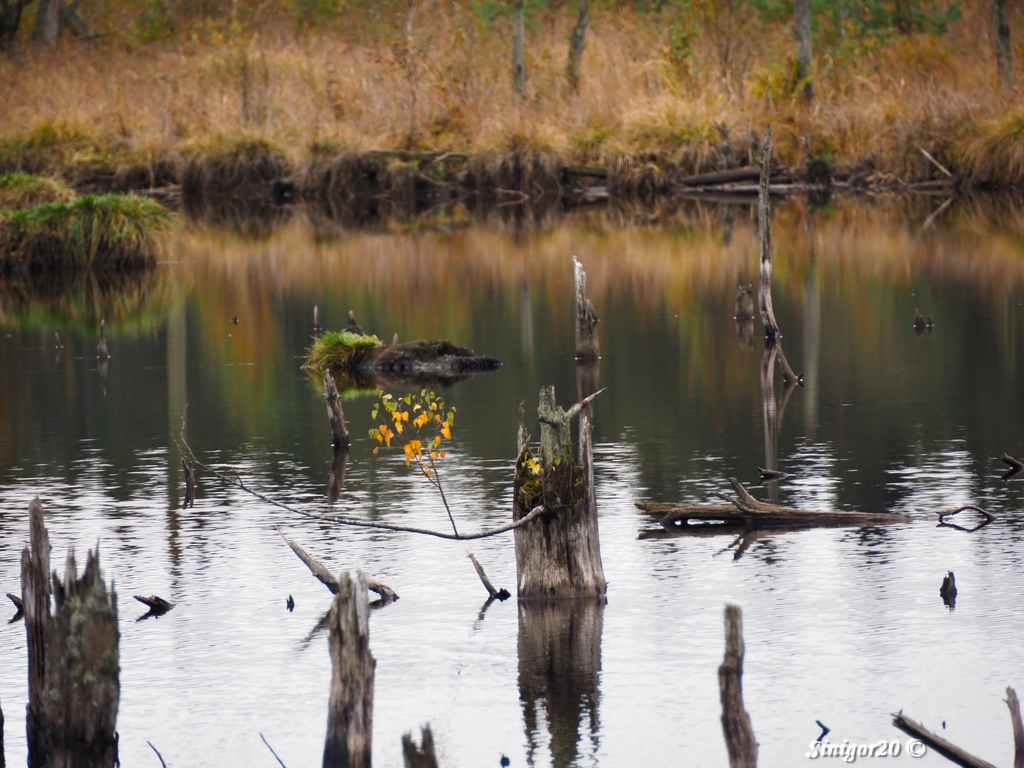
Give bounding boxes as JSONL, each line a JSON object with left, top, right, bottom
{"left": 21, "top": 498, "right": 120, "bottom": 768}
{"left": 513, "top": 387, "right": 605, "bottom": 600}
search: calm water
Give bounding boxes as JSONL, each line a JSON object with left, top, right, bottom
{"left": 1, "top": 197, "right": 1023, "bottom": 767}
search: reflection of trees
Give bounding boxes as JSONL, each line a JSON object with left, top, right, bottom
{"left": 518, "top": 600, "right": 603, "bottom": 768}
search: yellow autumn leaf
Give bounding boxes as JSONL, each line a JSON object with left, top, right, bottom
{"left": 441, "top": 423, "right": 451, "bottom": 439}
{"left": 430, "top": 451, "right": 438, "bottom": 460}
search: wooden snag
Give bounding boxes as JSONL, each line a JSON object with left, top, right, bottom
{"left": 1007, "top": 687, "right": 1023, "bottom": 768}
{"left": 277, "top": 528, "right": 398, "bottom": 602}
{"left": 133, "top": 595, "right": 174, "bottom": 617}
{"left": 22, "top": 498, "right": 120, "bottom": 768}
{"left": 323, "top": 571, "right": 375, "bottom": 768}
{"left": 1001, "top": 454, "right": 1024, "bottom": 483}
{"left": 329, "top": 446, "right": 348, "bottom": 505}
{"left": 401, "top": 725, "right": 439, "bottom": 768}
{"left": 324, "top": 371, "right": 350, "bottom": 452}
{"left": 757, "top": 127, "right": 780, "bottom": 342}
{"left": 940, "top": 571, "right": 957, "bottom": 609}
{"left": 719, "top": 605, "right": 757, "bottom": 768}
{"left": 1, "top": 678, "right": 5, "bottom": 768}
{"left": 5, "top": 593, "right": 22, "bottom": 612}
{"left": 573, "top": 256, "right": 599, "bottom": 361}
{"left": 937, "top": 505, "right": 995, "bottom": 532}
{"left": 181, "top": 457, "right": 196, "bottom": 508}
{"left": 892, "top": 712, "right": 995, "bottom": 768}
{"left": 467, "top": 552, "right": 510, "bottom": 601}
{"left": 512, "top": 386, "right": 606, "bottom": 599}
{"left": 518, "top": 599, "right": 603, "bottom": 766}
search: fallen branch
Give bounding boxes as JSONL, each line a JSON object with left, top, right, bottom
{"left": 892, "top": 712, "right": 995, "bottom": 768}
{"left": 179, "top": 436, "right": 548, "bottom": 540}
{"left": 276, "top": 527, "right": 398, "bottom": 602}
{"left": 466, "top": 552, "right": 510, "bottom": 600}
{"left": 1001, "top": 453, "right": 1024, "bottom": 471}
{"left": 917, "top": 145, "right": 954, "bottom": 179}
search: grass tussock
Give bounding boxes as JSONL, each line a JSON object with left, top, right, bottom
{"left": 467, "top": 139, "right": 566, "bottom": 195}
{"left": 305, "top": 330, "right": 382, "bottom": 371}
{"left": 957, "top": 115, "right": 1024, "bottom": 186}
{"left": 181, "top": 136, "right": 291, "bottom": 197}
{"left": 0, "top": 194, "right": 178, "bottom": 271}
{"left": 0, "top": 172, "right": 76, "bottom": 209}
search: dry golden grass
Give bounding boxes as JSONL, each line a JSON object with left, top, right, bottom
{"left": 0, "top": 0, "right": 1021, "bottom": 183}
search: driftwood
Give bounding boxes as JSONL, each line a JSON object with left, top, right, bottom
{"left": 133, "top": 595, "right": 174, "bottom": 619}
{"left": 1008, "top": 686, "right": 1024, "bottom": 768}
{"left": 573, "top": 256, "right": 599, "bottom": 361}
{"left": 1001, "top": 453, "right": 1024, "bottom": 471}
{"left": 323, "top": 371, "right": 350, "bottom": 451}
{"left": 277, "top": 527, "right": 398, "bottom": 602}
{"left": 720, "top": 605, "right": 757, "bottom": 768}
{"left": 638, "top": 478, "right": 910, "bottom": 534}
{"left": 467, "top": 552, "right": 510, "bottom": 600}
{"left": 22, "top": 498, "right": 120, "bottom": 768}
{"left": 323, "top": 571, "right": 375, "bottom": 768}
{"left": 401, "top": 726, "right": 439, "bottom": 768}
{"left": 892, "top": 712, "right": 994, "bottom": 768}
{"left": 513, "top": 386, "right": 606, "bottom": 599}
{"left": 937, "top": 505, "right": 994, "bottom": 532}
{"left": 757, "top": 468, "right": 791, "bottom": 483}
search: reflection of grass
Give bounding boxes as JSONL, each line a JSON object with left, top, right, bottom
{"left": 305, "top": 330, "right": 381, "bottom": 371}
{"left": 0, "top": 194, "right": 177, "bottom": 271}
{"left": 0, "top": 172, "right": 76, "bottom": 209}
{"left": 0, "top": 268, "right": 183, "bottom": 334}
{"left": 303, "top": 365, "right": 379, "bottom": 400}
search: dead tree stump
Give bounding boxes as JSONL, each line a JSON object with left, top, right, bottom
{"left": 757, "top": 128, "right": 780, "bottom": 342}
{"left": 401, "top": 726, "right": 439, "bottom": 768}
{"left": 1, "top": 681, "right": 5, "bottom": 768}
{"left": 720, "top": 604, "right": 757, "bottom": 768}
{"left": 22, "top": 498, "right": 120, "bottom": 768}
{"left": 323, "top": 571, "right": 375, "bottom": 768}
{"left": 513, "top": 386, "right": 605, "bottom": 599}
{"left": 324, "top": 371, "right": 350, "bottom": 452}
{"left": 573, "top": 257, "right": 599, "bottom": 361}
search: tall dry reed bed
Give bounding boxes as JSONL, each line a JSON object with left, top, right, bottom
{"left": 1, "top": 1, "right": 1022, "bottom": 193}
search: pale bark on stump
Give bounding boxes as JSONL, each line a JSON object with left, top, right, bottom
{"left": 22, "top": 498, "right": 120, "bottom": 768}
{"left": 513, "top": 387, "right": 605, "bottom": 599}
{"left": 793, "top": 0, "right": 813, "bottom": 101}
{"left": 996, "top": 0, "right": 1012, "bottom": 90}
{"left": 564, "top": 0, "right": 591, "bottom": 93}
{"left": 512, "top": 0, "right": 526, "bottom": 97}
{"left": 323, "top": 571, "right": 375, "bottom": 768}
{"left": 720, "top": 605, "right": 757, "bottom": 768}
{"left": 324, "top": 371, "right": 350, "bottom": 451}
{"left": 573, "top": 256, "right": 599, "bottom": 361}
{"left": 518, "top": 600, "right": 603, "bottom": 768}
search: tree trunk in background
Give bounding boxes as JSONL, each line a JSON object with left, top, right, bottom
{"left": 0, "top": 0, "right": 30, "bottom": 52}
{"left": 794, "top": 0, "right": 813, "bottom": 101}
{"left": 512, "top": 0, "right": 526, "bottom": 97}
{"left": 564, "top": 0, "right": 591, "bottom": 93}
{"left": 996, "top": 0, "right": 1012, "bottom": 90}
{"left": 32, "top": 0, "right": 61, "bottom": 48}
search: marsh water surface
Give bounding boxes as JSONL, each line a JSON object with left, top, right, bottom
{"left": 1, "top": 197, "right": 1023, "bottom": 767}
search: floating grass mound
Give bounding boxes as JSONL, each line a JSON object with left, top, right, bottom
{"left": 0, "top": 193, "right": 177, "bottom": 272}
{"left": 0, "top": 172, "right": 76, "bottom": 209}
{"left": 306, "top": 330, "right": 383, "bottom": 371}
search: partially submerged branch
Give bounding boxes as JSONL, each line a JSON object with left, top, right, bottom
{"left": 892, "top": 712, "right": 995, "bottom": 768}
{"left": 937, "top": 505, "right": 994, "bottom": 532}
{"left": 276, "top": 527, "right": 398, "bottom": 602}
{"left": 467, "top": 552, "right": 510, "bottom": 601}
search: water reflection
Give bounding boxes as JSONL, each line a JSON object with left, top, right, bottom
{"left": 518, "top": 600, "right": 604, "bottom": 768}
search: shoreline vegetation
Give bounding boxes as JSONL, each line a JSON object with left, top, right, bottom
{"left": 0, "top": 1, "right": 1022, "bottom": 207}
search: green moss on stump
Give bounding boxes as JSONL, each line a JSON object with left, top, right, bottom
{"left": 305, "top": 330, "right": 383, "bottom": 371}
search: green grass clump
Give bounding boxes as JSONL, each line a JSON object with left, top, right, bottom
{"left": 0, "top": 172, "right": 76, "bottom": 209}
{"left": 305, "top": 330, "right": 381, "bottom": 371}
{"left": 0, "top": 194, "right": 178, "bottom": 271}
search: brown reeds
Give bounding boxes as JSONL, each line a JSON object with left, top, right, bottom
{"left": 181, "top": 135, "right": 291, "bottom": 198}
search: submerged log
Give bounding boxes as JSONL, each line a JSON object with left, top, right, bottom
{"left": 892, "top": 713, "right": 994, "bottom": 768}
{"left": 638, "top": 479, "right": 910, "bottom": 533}
{"left": 720, "top": 605, "right": 757, "bottom": 768}
{"left": 323, "top": 571, "right": 375, "bottom": 768}
{"left": 1001, "top": 453, "right": 1024, "bottom": 472}
{"left": 573, "top": 256, "right": 599, "bottom": 361}
{"left": 513, "top": 386, "right": 606, "bottom": 599}
{"left": 22, "top": 498, "right": 120, "bottom": 768}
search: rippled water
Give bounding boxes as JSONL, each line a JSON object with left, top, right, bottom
{"left": 2, "top": 197, "right": 1024, "bottom": 766}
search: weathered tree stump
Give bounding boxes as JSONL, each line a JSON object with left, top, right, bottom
{"left": 181, "top": 458, "right": 195, "bottom": 508}
{"left": 324, "top": 371, "right": 350, "bottom": 451}
{"left": 573, "top": 256, "right": 599, "bottom": 361}
{"left": 22, "top": 498, "right": 120, "bottom": 768}
{"left": 329, "top": 447, "right": 348, "bottom": 505}
{"left": 1008, "top": 686, "right": 1023, "bottom": 768}
{"left": 512, "top": 387, "right": 606, "bottom": 599}
{"left": 720, "top": 605, "right": 757, "bottom": 768}
{"left": 323, "top": 571, "right": 375, "bottom": 768}
{"left": 518, "top": 599, "right": 603, "bottom": 768}
{"left": 401, "top": 726, "right": 439, "bottom": 768}
{"left": 1, "top": 680, "right": 5, "bottom": 768}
